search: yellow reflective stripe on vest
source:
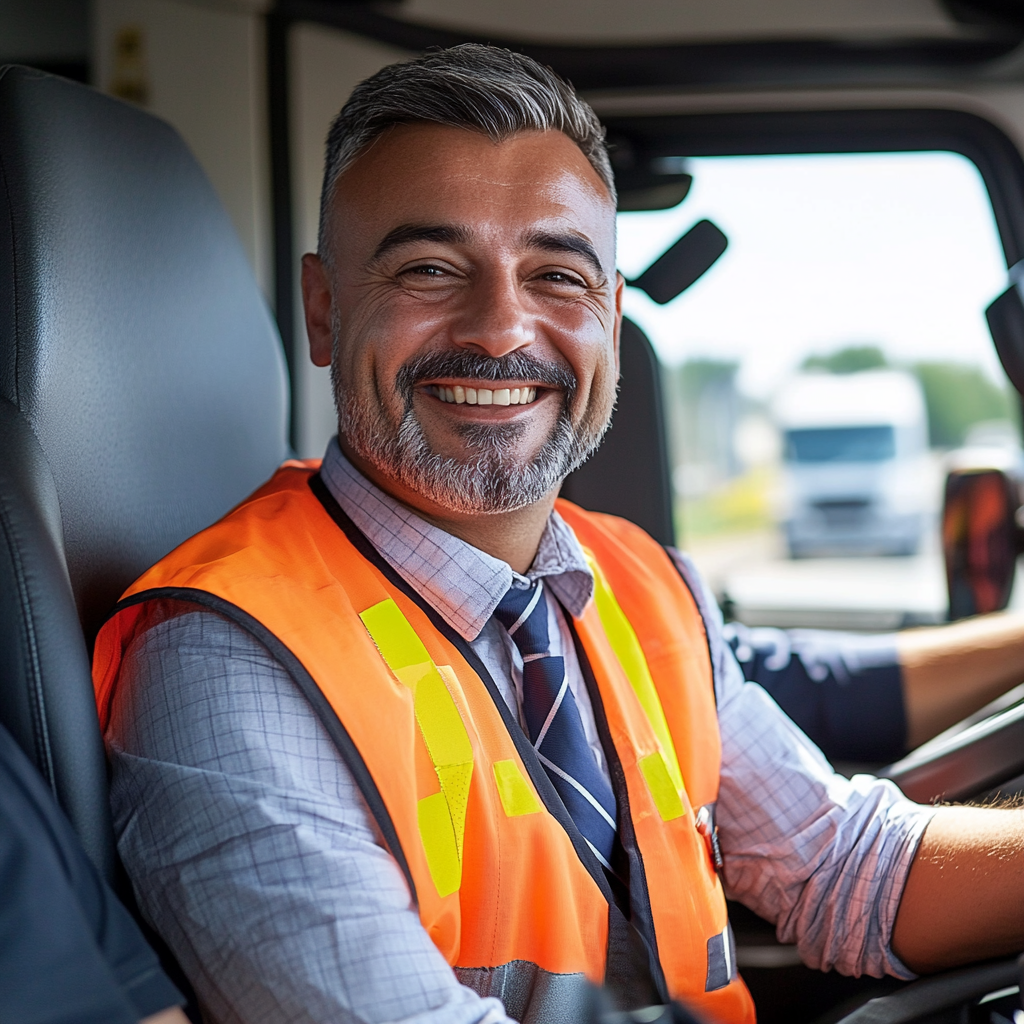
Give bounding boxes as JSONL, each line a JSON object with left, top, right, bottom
{"left": 492, "top": 759, "right": 541, "bottom": 817}
{"left": 585, "top": 553, "right": 686, "bottom": 821}
{"left": 360, "top": 599, "right": 473, "bottom": 896}
{"left": 638, "top": 752, "right": 685, "bottom": 821}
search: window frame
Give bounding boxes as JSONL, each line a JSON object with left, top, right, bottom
{"left": 602, "top": 107, "right": 1024, "bottom": 267}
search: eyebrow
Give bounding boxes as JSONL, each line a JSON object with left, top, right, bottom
{"left": 369, "top": 223, "right": 472, "bottom": 264}
{"left": 522, "top": 230, "right": 605, "bottom": 278}
{"left": 368, "top": 223, "right": 606, "bottom": 279}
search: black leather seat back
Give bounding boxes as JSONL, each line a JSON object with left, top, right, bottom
{"left": 0, "top": 65, "right": 290, "bottom": 642}
{"left": 0, "top": 65, "right": 289, "bottom": 876}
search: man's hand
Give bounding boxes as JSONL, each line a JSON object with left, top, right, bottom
{"left": 899, "top": 610, "right": 1024, "bottom": 749}
{"left": 141, "top": 1008, "right": 190, "bottom": 1024}
{"left": 891, "top": 806, "right": 1024, "bottom": 973}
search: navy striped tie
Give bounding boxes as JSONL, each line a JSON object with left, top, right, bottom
{"left": 494, "top": 580, "right": 617, "bottom": 866}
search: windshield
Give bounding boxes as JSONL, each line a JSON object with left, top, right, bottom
{"left": 785, "top": 426, "right": 896, "bottom": 464}
{"left": 618, "top": 150, "right": 1014, "bottom": 629}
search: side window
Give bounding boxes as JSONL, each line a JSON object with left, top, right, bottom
{"left": 618, "top": 152, "right": 1014, "bottom": 629}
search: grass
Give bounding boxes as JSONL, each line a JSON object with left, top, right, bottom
{"left": 677, "top": 466, "right": 778, "bottom": 539}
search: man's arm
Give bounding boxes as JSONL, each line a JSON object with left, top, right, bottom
{"left": 714, "top": 671, "right": 933, "bottom": 977}
{"left": 719, "top": 648, "right": 1024, "bottom": 977}
{"left": 723, "top": 622, "right": 906, "bottom": 763}
{"left": 724, "top": 611, "right": 1024, "bottom": 764}
{"left": 108, "top": 605, "right": 511, "bottom": 1024}
{"left": 898, "top": 610, "right": 1024, "bottom": 749}
{"left": 685, "top": 553, "right": 1024, "bottom": 978}
{"left": 892, "top": 806, "right": 1024, "bottom": 973}
{"left": 142, "top": 1011, "right": 190, "bottom": 1024}
{"left": 0, "top": 722, "right": 186, "bottom": 1024}
{"left": 673, "top": 550, "right": 936, "bottom": 978}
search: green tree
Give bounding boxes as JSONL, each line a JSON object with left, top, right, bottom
{"left": 669, "top": 359, "right": 739, "bottom": 400}
{"left": 801, "top": 345, "right": 888, "bottom": 374}
{"left": 911, "top": 361, "right": 1016, "bottom": 448}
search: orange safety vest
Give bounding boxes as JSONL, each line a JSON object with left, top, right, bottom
{"left": 94, "top": 463, "right": 755, "bottom": 1024}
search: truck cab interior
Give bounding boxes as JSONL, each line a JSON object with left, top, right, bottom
{"left": 6, "top": 2, "right": 1024, "bottom": 1022}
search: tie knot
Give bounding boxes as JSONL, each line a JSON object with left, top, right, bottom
{"left": 494, "top": 579, "right": 549, "bottom": 655}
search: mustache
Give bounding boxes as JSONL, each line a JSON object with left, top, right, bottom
{"left": 395, "top": 351, "right": 577, "bottom": 405}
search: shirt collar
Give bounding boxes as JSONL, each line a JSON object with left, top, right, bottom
{"left": 319, "top": 437, "right": 594, "bottom": 642}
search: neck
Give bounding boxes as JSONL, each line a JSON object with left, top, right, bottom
{"left": 339, "top": 439, "right": 558, "bottom": 574}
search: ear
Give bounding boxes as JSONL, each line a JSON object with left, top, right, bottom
{"left": 301, "top": 253, "right": 333, "bottom": 367}
{"left": 612, "top": 271, "right": 625, "bottom": 377}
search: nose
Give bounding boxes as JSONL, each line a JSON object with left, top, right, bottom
{"left": 449, "top": 268, "right": 536, "bottom": 358}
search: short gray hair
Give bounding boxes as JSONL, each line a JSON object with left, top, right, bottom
{"left": 318, "top": 43, "right": 614, "bottom": 260}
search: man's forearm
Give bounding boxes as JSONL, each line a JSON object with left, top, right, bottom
{"left": 891, "top": 806, "right": 1024, "bottom": 973}
{"left": 141, "top": 1010, "right": 189, "bottom": 1024}
{"left": 899, "top": 611, "right": 1024, "bottom": 749}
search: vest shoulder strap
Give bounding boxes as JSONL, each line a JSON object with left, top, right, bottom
{"left": 665, "top": 548, "right": 726, "bottom": 708}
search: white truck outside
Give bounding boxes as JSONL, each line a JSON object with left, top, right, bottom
{"left": 773, "top": 370, "right": 931, "bottom": 558}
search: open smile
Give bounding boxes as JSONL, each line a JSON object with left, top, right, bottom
{"left": 423, "top": 384, "right": 540, "bottom": 407}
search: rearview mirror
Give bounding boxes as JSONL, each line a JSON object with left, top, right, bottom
{"left": 986, "top": 282, "right": 1024, "bottom": 397}
{"left": 628, "top": 219, "right": 729, "bottom": 305}
{"left": 943, "top": 463, "right": 1022, "bottom": 619}
{"left": 610, "top": 141, "right": 693, "bottom": 212}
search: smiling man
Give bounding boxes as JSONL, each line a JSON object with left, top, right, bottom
{"left": 308, "top": 118, "right": 618, "bottom": 554}
{"left": 94, "top": 45, "right": 1024, "bottom": 1024}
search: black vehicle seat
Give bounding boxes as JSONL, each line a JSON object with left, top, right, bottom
{"left": 0, "top": 64, "right": 289, "bottom": 883}
{"left": 561, "top": 317, "right": 675, "bottom": 548}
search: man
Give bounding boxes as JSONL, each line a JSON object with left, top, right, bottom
{"left": 0, "top": 721, "right": 188, "bottom": 1024}
{"left": 93, "top": 45, "right": 1024, "bottom": 1024}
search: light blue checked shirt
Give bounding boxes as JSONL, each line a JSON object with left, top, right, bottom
{"left": 107, "top": 439, "right": 934, "bottom": 1024}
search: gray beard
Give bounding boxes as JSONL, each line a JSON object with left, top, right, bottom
{"left": 334, "top": 355, "right": 610, "bottom": 515}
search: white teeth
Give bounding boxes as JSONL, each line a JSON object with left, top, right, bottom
{"left": 430, "top": 385, "right": 539, "bottom": 405}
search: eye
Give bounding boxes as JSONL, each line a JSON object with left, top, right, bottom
{"left": 537, "top": 269, "right": 587, "bottom": 289}
{"left": 396, "top": 261, "right": 462, "bottom": 290}
{"left": 404, "top": 264, "right": 447, "bottom": 277}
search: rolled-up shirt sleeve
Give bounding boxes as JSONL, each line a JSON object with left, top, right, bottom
{"left": 107, "top": 605, "right": 511, "bottom": 1024}
{"left": 670, "top": 551, "right": 936, "bottom": 979}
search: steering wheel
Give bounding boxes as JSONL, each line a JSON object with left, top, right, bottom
{"left": 881, "top": 695, "right": 1024, "bottom": 806}
{"left": 835, "top": 956, "right": 1021, "bottom": 1024}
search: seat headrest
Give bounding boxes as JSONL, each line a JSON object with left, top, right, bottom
{"left": 0, "top": 66, "right": 289, "bottom": 642}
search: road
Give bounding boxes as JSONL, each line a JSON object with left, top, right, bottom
{"left": 686, "top": 525, "right": 954, "bottom": 631}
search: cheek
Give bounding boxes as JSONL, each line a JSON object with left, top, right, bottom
{"left": 332, "top": 325, "right": 405, "bottom": 403}
{"left": 582, "top": 347, "right": 618, "bottom": 431}
{"left": 557, "top": 320, "right": 617, "bottom": 419}
{"left": 341, "top": 293, "right": 449, "bottom": 387}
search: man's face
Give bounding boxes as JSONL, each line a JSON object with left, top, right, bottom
{"left": 303, "top": 123, "right": 622, "bottom": 516}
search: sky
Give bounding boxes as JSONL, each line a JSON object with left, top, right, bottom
{"left": 616, "top": 151, "right": 1010, "bottom": 402}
